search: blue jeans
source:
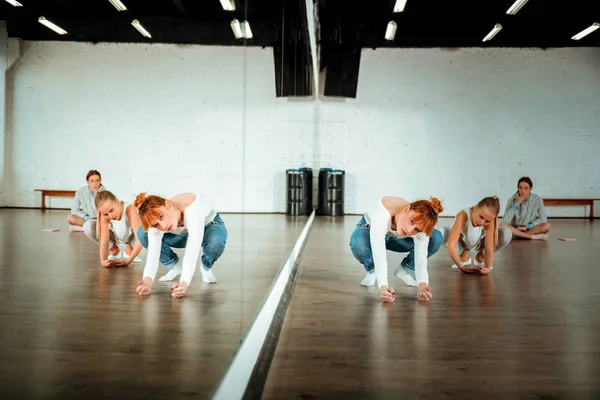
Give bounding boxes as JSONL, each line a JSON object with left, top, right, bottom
{"left": 137, "top": 214, "right": 227, "bottom": 270}
{"left": 349, "top": 215, "right": 442, "bottom": 273}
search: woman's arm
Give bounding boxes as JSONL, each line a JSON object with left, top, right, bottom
{"left": 481, "top": 222, "right": 495, "bottom": 274}
{"left": 124, "top": 205, "right": 144, "bottom": 263}
{"left": 142, "top": 228, "right": 164, "bottom": 282}
{"left": 71, "top": 189, "right": 85, "bottom": 218}
{"left": 179, "top": 202, "right": 213, "bottom": 286}
{"left": 503, "top": 196, "right": 518, "bottom": 225}
{"left": 99, "top": 216, "right": 111, "bottom": 265}
{"left": 446, "top": 211, "right": 467, "bottom": 270}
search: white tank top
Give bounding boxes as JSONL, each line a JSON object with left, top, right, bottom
{"left": 461, "top": 208, "right": 484, "bottom": 249}
{"left": 109, "top": 201, "right": 133, "bottom": 244}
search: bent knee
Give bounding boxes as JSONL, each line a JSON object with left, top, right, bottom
{"left": 205, "top": 239, "right": 226, "bottom": 256}
{"left": 541, "top": 222, "right": 551, "bottom": 233}
{"left": 350, "top": 241, "right": 371, "bottom": 261}
{"left": 429, "top": 229, "right": 443, "bottom": 251}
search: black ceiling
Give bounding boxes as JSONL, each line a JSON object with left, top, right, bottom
{"left": 320, "top": 0, "right": 600, "bottom": 48}
{"left": 0, "top": 0, "right": 285, "bottom": 46}
{"left": 2, "top": 0, "right": 599, "bottom": 48}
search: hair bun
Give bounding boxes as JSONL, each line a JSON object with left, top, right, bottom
{"left": 430, "top": 197, "right": 444, "bottom": 215}
{"left": 133, "top": 192, "right": 147, "bottom": 209}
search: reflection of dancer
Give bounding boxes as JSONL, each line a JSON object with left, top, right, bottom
{"left": 67, "top": 170, "right": 104, "bottom": 233}
{"left": 350, "top": 196, "right": 443, "bottom": 303}
{"left": 500, "top": 177, "right": 551, "bottom": 240}
{"left": 134, "top": 192, "right": 227, "bottom": 298}
{"left": 93, "top": 190, "right": 143, "bottom": 267}
{"left": 442, "top": 196, "right": 511, "bottom": 275}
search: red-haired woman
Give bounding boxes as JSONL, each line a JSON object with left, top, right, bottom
{"left": 133, "top": 192, "right": 227, "bottom": 298}
{"left": 350, "top": 196, "right": 444, "bottom": 303}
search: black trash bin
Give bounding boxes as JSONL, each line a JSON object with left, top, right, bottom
{"left": 318, "top": 168, "right": 345, "bottom": 216}
{"left": 286, "top": 168, "right": 313, "bottom": 216}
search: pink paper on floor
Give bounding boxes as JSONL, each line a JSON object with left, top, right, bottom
{"left": 42, "top": 229, "right": 60, "bottom": 232}
{"left": 558, "top": 238, "right": 576, "bottom": 241}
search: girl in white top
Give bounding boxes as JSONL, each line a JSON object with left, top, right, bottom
{"left": 134, "top": 192, "right": 227, "bottom": 299}
{"left": 350, "top": 196, "right": 444, "bottom": 303}
{"left": 442, "top": 196, "right": 512, "bottom": 275}
{"left": 94, "top": 190, "right": 144, "bottom": 267}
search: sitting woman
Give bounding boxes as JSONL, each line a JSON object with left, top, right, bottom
{"left": 500, "top": 176, "right": 551, "bottom": 240}
{"left": 67, "top": 169, "right": 104, "bottom": 233}
{"left": 134, "top": 192, "right": 227, "bottom": 298}
{"left": 93, "top": 190, "right": 143, "bottom": 267}
{"left": 350, "top": 196, "right": 444, "bottom": 303}
{"left": 442, "top": 196, "right": 512, "bottom": 275}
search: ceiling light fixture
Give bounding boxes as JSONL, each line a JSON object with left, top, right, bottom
{"left": 108, "top": 0, "right": 127, "bottom": 12}
{"left": 38, "top": 16, "right": 67, "bottom": 35}
{"left": 131, "top": 19, "right": 152, "bottom": 38}
{"left": 385, "top": 21, "right": 397, "bottom": 41}
{"left": 5, "top": 0, "right": 23, "bottom": 7}
{"left": 230, "top": 19, "right": 252, "bottom": 39}
{"left": 220, "top": 0, "right": 235, "bottom": 11}
{"left": 241, "top": 21, "right": 253, "bottom": 39}
{"left": 571, "top": 22, "right": 600, "bottom": 40}
{"left": 483, "top": 23, "right": 502, "bottom": 42}
{"left": 506, "top": 0, "right": 529, "bottom": 15}
{"left": 393, "top": 0, "right": 408, "bottom": 13}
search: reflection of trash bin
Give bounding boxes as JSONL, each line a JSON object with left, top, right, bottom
{"left": 318, "top": 168, "right": 345, "bottom": 216}
{"left": 286, "top": 168, "right": 313, "bottom": 216}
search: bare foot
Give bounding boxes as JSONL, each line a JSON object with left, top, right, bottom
{"left": 531, "top": 234, "right": 548, "bottom": 240}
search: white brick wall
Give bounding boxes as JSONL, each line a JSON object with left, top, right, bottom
{"left": 6, "top": 41, "right": 313, "bottom": 212}
{"left": 4, "top": 42, "right": 600, "bottom": 216}
{"left": 319, "top": 48, "right": 600, "bottom": 216}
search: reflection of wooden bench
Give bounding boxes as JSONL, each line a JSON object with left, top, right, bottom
{"left": 34, "top": 189, "right": 76, "bottom": 210}
{"left": 543, "top": 198, "right": 599, "bottom": 220}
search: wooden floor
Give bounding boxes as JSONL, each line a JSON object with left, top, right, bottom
{"left": 263, "top": 217, "right": 600, "bottom": 399}
{"left": 0, "top": 209, "right": 307, "bottom": 399}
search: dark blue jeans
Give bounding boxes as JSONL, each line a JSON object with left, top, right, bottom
{"left": 350, "top": 215, "right": 442, "bottom": 273}
{"left": 137, "top": 214, "right": 227, "bottom": 270}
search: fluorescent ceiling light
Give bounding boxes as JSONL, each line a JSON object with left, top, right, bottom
{"left": 483, "top": 23, "right": 502, "bottom": 42}
{"left": 571, "top": 22, "right": 600, "bottom": 40}
{"left": 108, "top": 0, "right": 127, "bottom": 12}
{"left": 230, "top": 19, "right": 243, "bottom": 39}
{"left": 38, "top": 16, "right": 67, "bottom": 35}
{"left": 131, "top": 19, "right": 151, "bottom": 38}
{"left": 393, "top": 0, "right": 408, "bottom": 13}
{"left": 230, "top": 19, "right": 252, "bottom": 39}
{"left": 506, "top": 0, "right": 529, "bottom": 15}
{"left": 385, "top": 21, "right": 397, "bottom": 41}
{"left": 220, "top": 0, "right": 235, "bottom": 11}
{"left": 241, "top": 21, "right": 253, "bottom": 39}
{"left": 5, "top": 0, "right": 23, "bottom": 7}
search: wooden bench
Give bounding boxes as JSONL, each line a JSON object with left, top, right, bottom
{"left": 34, "top": 189, "right": 76, "bottom": 210}
{"left": 543, "top": 198, "right": 599, "bottom": 220}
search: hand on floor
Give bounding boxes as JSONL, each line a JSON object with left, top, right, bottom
{"left": 380, "top": 286, "right": 395, "bottom": 303}
{"left": 171, "top": 281, "right": 189, "bottom": 299}
{"left": 112, "top": 259, "right": 131, "bottom": 267}
{"left": 417, "top": 284, "right": 433, "bottom": 302}
{"left": 137, "top": 277, "right": 153, "bottom": 296}
{"left": 458, "top": 264, "right": 476, "bottom": 274}
{"left": 477, "top": 267, "right": 492, "bottom": 275}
